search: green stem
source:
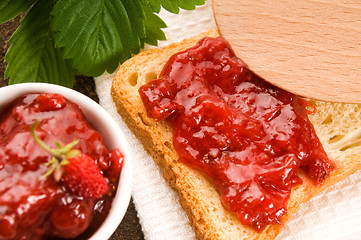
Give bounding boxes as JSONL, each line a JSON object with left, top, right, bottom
{"left": 31, "top": 120, "right": 62, "bottom": 159}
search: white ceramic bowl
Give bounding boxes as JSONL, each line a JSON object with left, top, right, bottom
{"left": 0, "top": 82, "right": 132, "bottom": 240}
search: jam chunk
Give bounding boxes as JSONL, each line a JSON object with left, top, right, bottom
{"left": 139, "top": 37, "right": 334, "bottom": 230}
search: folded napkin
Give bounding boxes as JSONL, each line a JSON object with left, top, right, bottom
{"left": 94, "top": 2, "right": 361, "bottom": 239}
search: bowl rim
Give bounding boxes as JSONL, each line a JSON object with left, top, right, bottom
{"left": 0, "top": 82, "right": 132, "bottom": 240}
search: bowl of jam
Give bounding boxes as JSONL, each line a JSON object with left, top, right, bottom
{"left": 0, "top": 83, "right": 132, "bottom": 240}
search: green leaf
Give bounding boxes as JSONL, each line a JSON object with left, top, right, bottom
{"left": 5, "top": 0, "right": 75, "bottom": 87}
{"left": 140, "top": 0, "right": 206, "bottom": 13}
{"left": 3, "top": 0, "right": 206, "bottom": 85}
{"left": 143, "top": 5, "right": 167, "bottom": 29}
{"left": 51, "top": 0, "right": 206, "bottom": 77}
{"left": 140, "top": 0, "right": 161, "bottom": 13}
{"left": 121, "top": 0, "right": 145, "bottom": 51}
{"left": 0, "top": 0, "right": 37, "bottom": 24}
{"left": 52, "top": 0, "right": 145, "bottom": 76}
{"left": 175, "top": 0, "right": 207, "bottom": 11}
{"left": 141, "top": 5, "right": 166, "bottom": 46}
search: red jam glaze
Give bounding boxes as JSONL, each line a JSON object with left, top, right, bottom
{"left": 139, "top": 37, "right": 334, "bottom": 231}
{"left": 0, "top": 93, "right": 123, "bottom": 240}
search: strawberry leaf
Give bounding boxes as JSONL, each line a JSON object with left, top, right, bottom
{"left": 140, "top": 0, "right": 206, "bottom": 13}
{"left": 52, "top": 0, "right": 144, "bottom": 76}
{"left": 2, "top": 0, "right": 205, "bottom": 86}
{"left": 142, "top": 5, "right": 167, "bottom": 46}
{"left": 0, "top": 0, "right": 37, "bottom": 24}
{"left": 121, "top": 0, "right": 146, "bottom": 51}
{"left": 140, "top": 0, "right": 161, "bottom": 13}
{"left": 62, "top": 140, "right": 80, "bottom": 153}
{"left": 66, "top": 149, "right": 81, "bottom": 159}
{"left": 5, "top": 0, "right": 75, "bottom": 87}
{"left": 51, "top": 0, "right": 204, "bottom": 77}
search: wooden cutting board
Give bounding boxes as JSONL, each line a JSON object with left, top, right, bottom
{"left": 212, "top": 0, "right": 361, "bottom": 103}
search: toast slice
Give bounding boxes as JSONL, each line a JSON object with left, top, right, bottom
{"left": 111, "top": 29, "right": 361, "bottom": 240}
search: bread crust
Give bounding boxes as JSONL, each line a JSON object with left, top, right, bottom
{"left": 111, "top": 29, "right": 361, "bottom": 240}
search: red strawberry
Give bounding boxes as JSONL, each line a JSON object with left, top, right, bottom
{"left": 30, "top": 120, "right": 108, "bottom": 199}
{"left": 62, "top": 153, "right": 108, "bottom": 198}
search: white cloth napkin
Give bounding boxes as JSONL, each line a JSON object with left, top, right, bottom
{"left": 94, "top": 2, "right": 361, "bottom": 239}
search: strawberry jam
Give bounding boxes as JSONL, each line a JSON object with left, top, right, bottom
{"left": 0, "top": 93, "right": 123, "bottom": 239}
{"left": 139, "top": 37, "right": 334, "bottom": 231}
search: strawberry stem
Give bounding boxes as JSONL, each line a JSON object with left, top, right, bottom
{"left": 40, "top": 157, "right": 58, "bottom": 179}
{"left": 31, "top": 120, "right": 80, "bottom": 181}
{"left": 31, "top": 120, "right": 62, "bottom": 159}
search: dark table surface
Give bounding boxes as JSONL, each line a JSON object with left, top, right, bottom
{"left": 0, "top": 16, "right": 145, "bottom": 240}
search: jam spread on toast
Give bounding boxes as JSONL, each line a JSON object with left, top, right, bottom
{"left": 139, "top": 37, "right": 334, "bottom": 230}
{"left": 0, "top": 93, "right": 123, "bottom": 239}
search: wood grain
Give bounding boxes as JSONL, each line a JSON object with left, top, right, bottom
{"left": 212, "top": 0, "right": 361, "bottom": 103}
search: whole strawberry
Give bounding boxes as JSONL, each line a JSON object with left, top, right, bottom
{"left": 62, "top": 153, "right": 108, "bottom": 198}
{"left": 31, "top": 121, "right": 108, "bottom": 198}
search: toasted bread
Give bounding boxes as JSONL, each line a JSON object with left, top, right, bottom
{"left": 111, "top": 29, "right": 361, "bottom": 240}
